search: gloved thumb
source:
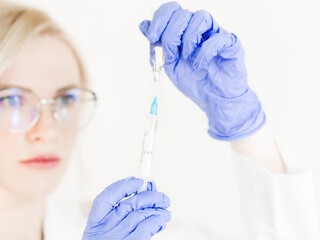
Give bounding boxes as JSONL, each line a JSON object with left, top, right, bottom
{"left": 139, "top": 21, "right": 162, "bottom": 67}
{"left": 139, "top": 20, "right": 151, "bottom": 38}
{"left": 147, "top": 180, "right": 158, "bottom": 192}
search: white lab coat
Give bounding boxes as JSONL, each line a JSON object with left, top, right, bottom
{"left": 231, "top": 139, "right": 320, "bottom": 239}
{"left": 43, "top": 139, "right": 320, "bottom": 240}
{"left": 43, "top": 198, "right": 88, "bottom": 240}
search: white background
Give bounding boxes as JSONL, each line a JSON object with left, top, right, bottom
{"left": 13, "top": 0, "right": 320, "bottom": 239}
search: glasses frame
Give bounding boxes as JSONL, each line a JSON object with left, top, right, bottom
{"left": 0, "top": 85, "right": 98, "bottom": 133}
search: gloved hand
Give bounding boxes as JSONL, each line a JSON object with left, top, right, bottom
{"left": 139, "top": 1, "right": 266, "bottom": 141}
{"left": 82, "top": 177, "right": 171, "bottom": 240}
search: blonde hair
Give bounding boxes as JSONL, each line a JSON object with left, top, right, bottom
{"left": 0, "top": 1, "right": 88, "bottom": 88}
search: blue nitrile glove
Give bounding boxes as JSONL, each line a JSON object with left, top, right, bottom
{"left": 81, "top": 177, "right": 171, "bottom": 240}
{"left": 139, "top": 2, "right": 266, "bottom": 141}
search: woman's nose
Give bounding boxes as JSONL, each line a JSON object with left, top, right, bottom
{"left": 25, "top": 104, "right": 60, "bottom": 143}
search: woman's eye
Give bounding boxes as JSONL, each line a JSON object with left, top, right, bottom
{"left": 59, "top": 94, "right": 76, "bottom": 106}
{"left": 0, "top": 95, "right": 23, "bottom": 107}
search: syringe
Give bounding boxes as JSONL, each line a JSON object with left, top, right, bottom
{"left": 138, "top": 46, "right": 164, "bottom": 193}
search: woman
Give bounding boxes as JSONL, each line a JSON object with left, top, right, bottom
{"left": 1, "top": 1, "right": 319, "bottom": 240}
{"left": 0, "top": 2, "right": 170, "bottom": 240}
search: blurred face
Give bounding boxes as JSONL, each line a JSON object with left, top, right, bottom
{"left": 0, "top": 34, "right": 81, "bottom": 198}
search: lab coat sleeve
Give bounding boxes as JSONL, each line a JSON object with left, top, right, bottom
{"left": 231, "top": 139, "right": 320, "bottom": 240}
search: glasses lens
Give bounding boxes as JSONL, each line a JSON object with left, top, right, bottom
{"left": 0, "top": 88, "right": 40, "bottom": 131}
{"left": 55, "top": 88, "right": 96, "bottom": 129}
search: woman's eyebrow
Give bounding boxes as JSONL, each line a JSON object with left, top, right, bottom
{"left": 55, "top": 84, "right": 81, "bottom": 96}
{"left": 0, "top": 83, "right": 32, "bottom": 91}
{"left": 0, "top": 83, "right": 19, "bottom": 89}
{"left": 0, "top": 83, "right": 81, "bottom": 95}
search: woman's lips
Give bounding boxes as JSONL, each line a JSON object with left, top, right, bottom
{"left": 20, "top": 155, "right": 60, "bottom": 169}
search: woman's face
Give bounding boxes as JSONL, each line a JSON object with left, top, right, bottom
{"left": 0, "top": 34, "right": 81, "bottom": 199}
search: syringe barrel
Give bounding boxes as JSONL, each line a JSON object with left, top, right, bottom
{"left": 138, "top": 114, "right": 158, "bottom": 192}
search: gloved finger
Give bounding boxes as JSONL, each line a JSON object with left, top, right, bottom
{"left": 117, "top": 190, "right": 170, "bottom": 214}
{"left": 125, "top": 213, "right": 171, "bottom": 240}
{"left": 182, "top": 10, "right": 220, "bottom": 60}
{"left": 218, "top": 34, "right": 244, "bottom": 60}
{"left": 106, "top": 208, "right": 171, "bottom": 237}
{"left": 192, "top": 32, "right": 237, "bottom": 70}
{"left": 144, "top": 1, "right": 182, "bottom": 43}
{"left": 99, "top": 191, "right": 170, "bottom": 228}
{"left": 160, "top": 9, "right": 193, "bottom": 64}
{"left": 87, "top": 176, "right": 143, "bottom": 223}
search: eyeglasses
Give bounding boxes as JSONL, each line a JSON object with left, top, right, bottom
{"left": 0, "top": 86, "right": 97, "bottom": 132}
